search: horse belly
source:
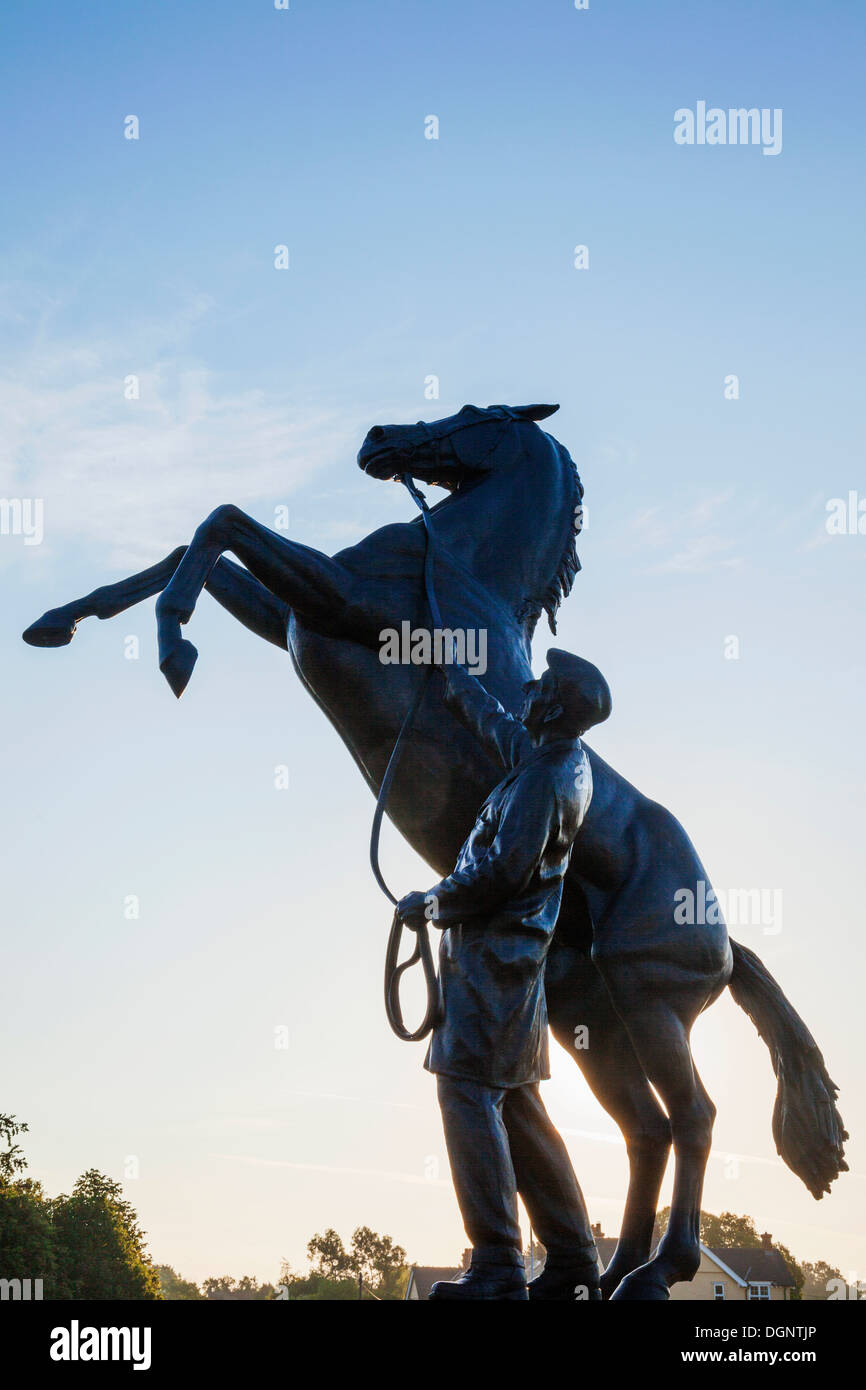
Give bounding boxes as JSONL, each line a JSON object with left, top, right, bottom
{"left": 287, "top": 618, "right": 517, "bottom": 878}
{"left": 586, "top": 801, "right": 732, "bottom": 994}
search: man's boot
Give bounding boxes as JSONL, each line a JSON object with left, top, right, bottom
{"left": 527, "top": 1249, "right": 601, "bottom": 1302}
{"left": 429, "top": 1247, "right": 528, "bottom": 1301}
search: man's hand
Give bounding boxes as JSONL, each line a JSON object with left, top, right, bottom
{"left": 397, "top": 890, "right": 431, "bottom": 930}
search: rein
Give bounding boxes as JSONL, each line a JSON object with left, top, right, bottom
{"left": 371, "top": 411, "right": 513, "bottom": 1041}
{"left": 372, "top": 473, "right": 443, "bottom": 1042}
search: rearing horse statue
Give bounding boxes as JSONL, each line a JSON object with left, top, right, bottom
{"left": 23, "top": 402, "right": 847, "bottom": 1299}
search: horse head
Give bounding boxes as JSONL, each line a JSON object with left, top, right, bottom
{"left": 357, "top": 403, "right": 583, "bottom": 635}
{"left": 357, "top": 401, "right": 559, "bottom": 488}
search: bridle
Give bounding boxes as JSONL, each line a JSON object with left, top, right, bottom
{"left": 377, "top": 407, "right": 513, "bottom": 474}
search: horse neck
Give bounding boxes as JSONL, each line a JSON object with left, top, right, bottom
{"left": 433, "top": 433, "right": 575, "bottom": 627}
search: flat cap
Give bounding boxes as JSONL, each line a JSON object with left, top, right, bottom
{"left": 546, "top": 649, "right": 612, "bottom": 733}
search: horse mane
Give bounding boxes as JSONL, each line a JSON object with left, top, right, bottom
{"left": 518, "top": 439, "right": 584, "bottom": 637}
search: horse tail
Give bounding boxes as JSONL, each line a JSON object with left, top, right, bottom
{"left": 727, "top": 939, "right": 847, "bottom": 1198}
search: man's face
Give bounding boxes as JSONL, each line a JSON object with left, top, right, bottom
{"left": 521, "top": 669, "right": 559, "bottom": 734}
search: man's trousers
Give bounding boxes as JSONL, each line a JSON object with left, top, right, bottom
{"left": 437, "top": 1073, "right": 596, "bottom": 1261}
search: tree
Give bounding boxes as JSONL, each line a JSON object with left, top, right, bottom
{"left": 52, "top": 1169, "right": 161, "bottom": 1300}
{"left": 0, "top": 1115, "right": 58, "bottom": 1294}
{"left": 158, "top": 1265, "right": 203, "bottom": 1300}
{"left": 0, "top": 1177, "right": 58, "bottom": 1293}
{"left": 653, "top": 1208, "right": 763, "bottom": 1249}
{"left": 307, "top": 1228, "right": 353, "bottom": 1280}
{"left": 802, "top": 1260, "right": 847, "bottom": 1301}
{"left": 277, "top": 1263, "right": 360, "bottom": 1301}
{"left": 349, "top": 1226, "right": 407, "bottom": 1292}
{"left": 0, "top": 1114, "right": 30, "bottom": 1183}
{"left": 291, "top": 1226, "right": 409, "bottom": 1300}
{"left": 701, "top": 1212, "right": 762, "bottom": 1248}
{"left": 201, "top": 1274, "right": 276, "bottom": 1300}
{"left": 775, "top": 1240, "right": 805, "bottom": 1299}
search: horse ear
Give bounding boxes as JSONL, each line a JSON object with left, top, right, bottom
{"left": 502, "top": 403, "right": 560, "bottom": 421}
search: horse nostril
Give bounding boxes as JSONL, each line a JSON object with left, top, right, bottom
{"left": 368, "top": 426, "right": 386, "bottom": 442}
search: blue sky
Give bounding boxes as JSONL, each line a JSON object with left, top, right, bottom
{"left": 2, "top": 0, "right": 865, "bottom": 1286}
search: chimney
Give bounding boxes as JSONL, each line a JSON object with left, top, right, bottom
{"left": 591, "top": 1222, "right": 604, "bottom": 1240}
{"left": 760, "top": 1232, "right": 773, "bottom": 1251}
{"left": 462, "top": 1248, "right": 472, "bottom": 1270}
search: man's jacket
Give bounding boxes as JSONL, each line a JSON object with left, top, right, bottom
{"left": 424, "top": 664, "right": 592, "bottom": 1088}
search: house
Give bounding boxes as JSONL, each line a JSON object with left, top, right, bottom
{"left": 591, "top": 1224, "right": 797, "bottom": 1302}
{"left": 405, "top": 1252, "right": 468, "bottom": 1300}
{"left": 406, "top": 1248, "right": 540, "bottom": 1299}
{"left": 406, "top": 1230, "right": 796, "bottom": 1300}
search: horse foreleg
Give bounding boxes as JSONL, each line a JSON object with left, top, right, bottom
{"left": 204, "top": 556, "right": 289, "bottom": 650}
{"left": 23, "top": 547, "right": 289, "bottom": 653}
{"left": 155, "top": 504, "right": 389, "bottom": 696}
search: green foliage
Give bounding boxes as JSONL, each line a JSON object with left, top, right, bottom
{"left": 157, "top": 1265, "right": 203, "bottom": 1300}
{"left": 653, "top": 1207, "right": 764, "bottom": 1248}
{"left": 289, "top": 1225, "right": 409, "bottom": 1300}
{"left": 0, "top": 1177, "right": 58, "bottom": 1292}
{"left": 306, "top": 1227, "right": 352, "bottom": 1280}
{"left": 277, "top": 1269, "right": 361, "bottom": 1301}
{"left": 701, "top": 1211, "right": 762, "bottom": 1248}
{"left": 201, "top": 1275, "right": 276, "bottom": 1300}
{"left": 382, "top": 1263, "right": 410, "bottom": 1300}
{"left": 1, "top": 1120, "right": 160, "bottom": 1300}
{"left": 0, "top": 1114, "right": 30, "bottom": 1183}
{"left": 349, "top": 1225, "right": 407, "bottom": 1289}
{"left": 801, "top": 1260, "right": 846, "bottom": 1300}
{"left": 775, "top": 1240, "right": 804, "bottom": 1298}
{"left": 52, "top": 1169, "right": 161, "bottom": 1300}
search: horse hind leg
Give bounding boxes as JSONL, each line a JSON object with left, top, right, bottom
{"left": 23, "top": 548, "right": 189, "bottom": 647}
{"left": 546, "top": 951, "right": 672, "bottom": 1299}
{"left": 605, "top": 996, "right": 716, "bottom": 1302}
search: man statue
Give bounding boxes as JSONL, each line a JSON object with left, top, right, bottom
{"left": 397, "top": 648, "right": 612, "bottom": 1301}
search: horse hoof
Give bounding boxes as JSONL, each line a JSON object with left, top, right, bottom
{"left": 599, "top": 1271, "right": 623, "bottom": 1301}
{"left": 22, "top": 610, "right": 77, "bottom": 647}
{"left": 608, "top": 1266, "right": 671, "bottom": 1301}
{"left": 160, "top": 639, "right": 198, "bottom": 698}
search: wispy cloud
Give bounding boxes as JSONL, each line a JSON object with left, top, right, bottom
{"left": 223, "top": 1091, "right": 425, "bottom": 1123}
{"left": 214, "top": 1153, "right": 447, "bottom": 1188}
{"left": 0, "top": 303, "right": 360, "bottom": 569}
{"left": 648, "top": 534, "right": 743, "bottom": 574}
{"left": 618, "top": 491, "right": 744, "bottom": 574}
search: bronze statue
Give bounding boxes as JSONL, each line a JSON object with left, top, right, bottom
{"left": 23, "top": 403, "right": 847, "bottom": 1299}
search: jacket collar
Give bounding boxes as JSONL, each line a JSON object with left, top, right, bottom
{"left": 494, "top": 736, "right": 583, "bottom": 793}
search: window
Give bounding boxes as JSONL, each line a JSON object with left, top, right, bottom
{"left": 748, "top": 1283, "right": 771, "bottom": 1300}
{"left": 713, "top": 1282, "right": 726, "bottom": 1300}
